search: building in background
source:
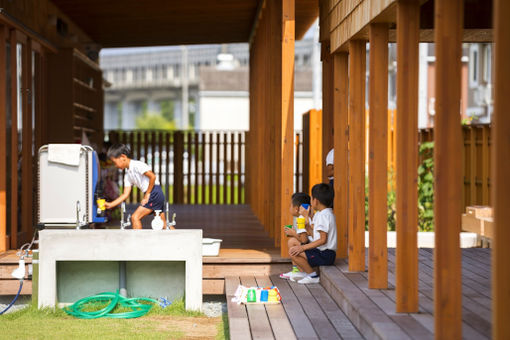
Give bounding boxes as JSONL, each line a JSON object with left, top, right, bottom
{"left": 100, "top": 38, "right": 318, "bottom": 131}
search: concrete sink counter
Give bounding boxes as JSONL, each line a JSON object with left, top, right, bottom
{"left": 38, "top": 229, "right": 202, "bottom": 311}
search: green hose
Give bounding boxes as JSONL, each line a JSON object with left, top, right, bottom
{"left": 64, "top": 291, "right": 158, "bottom": 319}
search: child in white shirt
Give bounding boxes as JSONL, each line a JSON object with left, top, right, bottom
{"left": 105, "top": 144, "right": 167, "bottom": 229}
{"left": 289, "top": 183, "right": 337, "bottom": 284}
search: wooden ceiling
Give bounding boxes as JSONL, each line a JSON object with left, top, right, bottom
{"left": 51, "top": 0, "right": 319, "bottom": 47}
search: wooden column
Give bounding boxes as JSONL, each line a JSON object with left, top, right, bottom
{"left": 306, "top": 109, "right": 323, "bottom": 192}
{"left": 0, "top": 26, "right": 6, "bottom": 252}
{"left": 434, "top": 0, "right": 463, "bottom": 338}
{"left": 9, "top": 29, "right": 18, "bottom": 249}
{"left": 277, "top": 0, "right": 294, "bottom": 256}
{"left": 368, "top": 23, "right": 388, "bottom": 289}
{"left": 347, "top": 40, "right": 366, "bottom": 271}
{"left": 322, "top": 43, "right": 334, "bottom": 182}
{"left": 395, "top": 0, "right": 419, "bottom": 313}
{"left": 21, "top": 39, "right": 32, "bottom": 243}
{"left": 492, "top": 0, "right": 510, "bottom": 338}
{"left": 333, "top": 52, "right": 349, "bottom": 259}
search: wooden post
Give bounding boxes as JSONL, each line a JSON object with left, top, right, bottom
{"left": 434, "top": 0, "right": 463, "bottom": 338}
{"left": 395, "top": 0, "right": 419, "bottom": 313}
{"left": 492, "top": 0, "right": 510, "bottom": 338}
{"left": 322, "top": 43, "right": 334, "bottom": 182}
{"left": 347, "top": 40, "right": 366, "bottom": 271}
{"left": 0, "top": 26, "right": 7, "bottom": 252}
{"left": 368, "top": 23, "right": 388, "bottom": 289}
{"left": 333, "top": 52, "right": 349, "bottom": 259}
{"left": 174, "top": 131, "right": 184, "bottom": 204}
{"left": 278, "top": 0, "right": 294, "bottom": 257}
{"left": 308, "top": 109, "right": 323, "bottom": 192}
{"left": 21, "top": 38, "right": 33, "bottom": 243}
{"left": 10, "top": 29, "right": 18, "bottom": 249}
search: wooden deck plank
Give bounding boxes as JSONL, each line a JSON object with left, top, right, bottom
{"left": 226, "top": 276, "right": 252, "bottom": 340}
{"left": 320, "top": 265, "right": 410, "bottom": 340}
{"left": 270, "top": 275, "right": 319, "bottom": 339}
{"left": 306, "top": 284, "right": 363, "bottom": 339}
{"left": 287, "top": 280, "right": 341, "bottom": 339}
{"left": 241, "top": 276, "right": 275, "bottom": 340}
{"left": 255, "top": 276, "right": 297, "bottom": 340}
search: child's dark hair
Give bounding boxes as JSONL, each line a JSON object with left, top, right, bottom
{"left": 291, "top": 192, "right": 311, "bottom": 207}
{"left": 311, "top": 183, "right": 334, "bottom": 208}
{"left": 107, "top": 143, "right": 132, "bottom": 159}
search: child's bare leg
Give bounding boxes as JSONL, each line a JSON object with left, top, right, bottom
{"left": 287, "top": 238, "right": 301, "bottom": 266}
{"left": 131, "top": 206, "right": 152, "bottom": 229}
{"left": 291, "top": 252, "right": 314, "bottom": 274}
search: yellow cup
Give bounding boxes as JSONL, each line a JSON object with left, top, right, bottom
{"left": 296, "top": 217, "right": 306, "bottom": 230}
{"left": 97, "top": 199, "right": 106, "bottom": 211}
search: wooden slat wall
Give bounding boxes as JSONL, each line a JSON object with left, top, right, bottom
{"left": 433, "top": 0, "right": 464, "bottom": 337}
{"left": 248, "top": 0, "right": 295, "bottom": 256}
{"left": 106, "top": 130, "right": 246, "bottom": 206}
{"left": 493, "top": 1, "right": 510, "bottom": 338}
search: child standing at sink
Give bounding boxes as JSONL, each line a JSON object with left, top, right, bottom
{"left": 105, "top": 143, "right": 171, "bottom": 229}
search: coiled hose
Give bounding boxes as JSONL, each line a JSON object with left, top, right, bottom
{"left": 64, "top": 291, "right": 157, "bottom": 319}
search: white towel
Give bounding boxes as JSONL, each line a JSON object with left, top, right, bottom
{"left": 48, "top": 144, "right": 82, "bottom": 166}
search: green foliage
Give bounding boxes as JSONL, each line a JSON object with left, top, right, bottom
{"left": 364, "top": 142, "right": 434, "bottom": 232}
{"left": 136, "top": 111, "right": 177, "bottom": 130}
{"left": 418, "top": 141, "right": 434, "bottom": 231}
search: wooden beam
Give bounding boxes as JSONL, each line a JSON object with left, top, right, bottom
{"left": 492, "top": 0, "right": 510, "bottom": 339}
{"left": 347, "top": 40, "right": 366, "bottom": 272}
{"left": 278, "top": 0, "right": 295, "bottom": 257}
{"left": 433, "top": 0, "right": 464, "bottom": 338}
{"left": 395, "top": 0, "right": 419, "bottom": 313}
{"left": 333, "top": 52, "right": 349, "bottom": 259}
{"left": 368, "top": 23, "right": 388, "bottom": 290}
{"left": 0, "top": 26, "right": 7, "bottom": 252}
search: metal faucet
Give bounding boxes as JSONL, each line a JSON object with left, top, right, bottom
{"left": 120, "top": 202, "right": 131, "bottom": 230}
{"left": 165, "top": 202, "right": 176, "bottom": 229}
{"left": 75, "top": 201, "right": 87, "bottom": 229}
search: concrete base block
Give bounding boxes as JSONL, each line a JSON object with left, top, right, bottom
{"left": 39, "top": 230, "right": 202, "bottom": 311}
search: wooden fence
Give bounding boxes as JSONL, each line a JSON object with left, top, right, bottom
{"left": 299, "top": 115, "right": 491, "bottom": 211}
{"left": 106, "top": 130, "right": 246, "bottom": 205}
{"left": 418, "top": 124, "right": 492, "bottom": 209}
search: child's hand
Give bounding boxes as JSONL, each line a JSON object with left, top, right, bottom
{"left": 140, "top": 196, "right": 149, "bottom": 206}
{"left": 105, "top": 202, "right": 113, "bottom": 209}
{"left": 298, "top": 205, "right": 311, "bottom": 218}
{"left": 284, "top": 227, "right": 296, "bottom": 237}
{"left": 289, "top": 245, "right": 303, "bottom": 257}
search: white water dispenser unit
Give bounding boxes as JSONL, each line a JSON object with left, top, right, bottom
{"left": 38, "top": 144, "right": 106, "bottom": 228}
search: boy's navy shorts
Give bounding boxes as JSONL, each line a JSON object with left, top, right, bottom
{"left": 142, "top": 185, "right": 165, "bottom": 211}
{"left": 305, "top": 248, "right": 336, "bottom": 267}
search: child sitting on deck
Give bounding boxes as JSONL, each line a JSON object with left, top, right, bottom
{"left": 104, "top": 143, "right": 169, "bottom": 229}
{"left": 289, "top": 183, "right": 337, "bottom": 284}
{"left": 280, "top": 192, "right": 312, "bottom": 280}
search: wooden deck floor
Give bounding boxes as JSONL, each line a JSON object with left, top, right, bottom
{"left": 226, "top": 275, "right": 363, "bottom": 340}
{"left": 126, "top": 204, "right": 277, "bottom": 250}
{"left": 321, "top": 248, "right": 492, "bottom": 339}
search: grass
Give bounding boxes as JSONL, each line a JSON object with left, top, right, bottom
{"left": 1, "top": 298, "right": 226, "bottom": 340}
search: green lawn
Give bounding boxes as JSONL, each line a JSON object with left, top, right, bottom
{"left": 1, "top": 299, "right": 228, "bottom": 340}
